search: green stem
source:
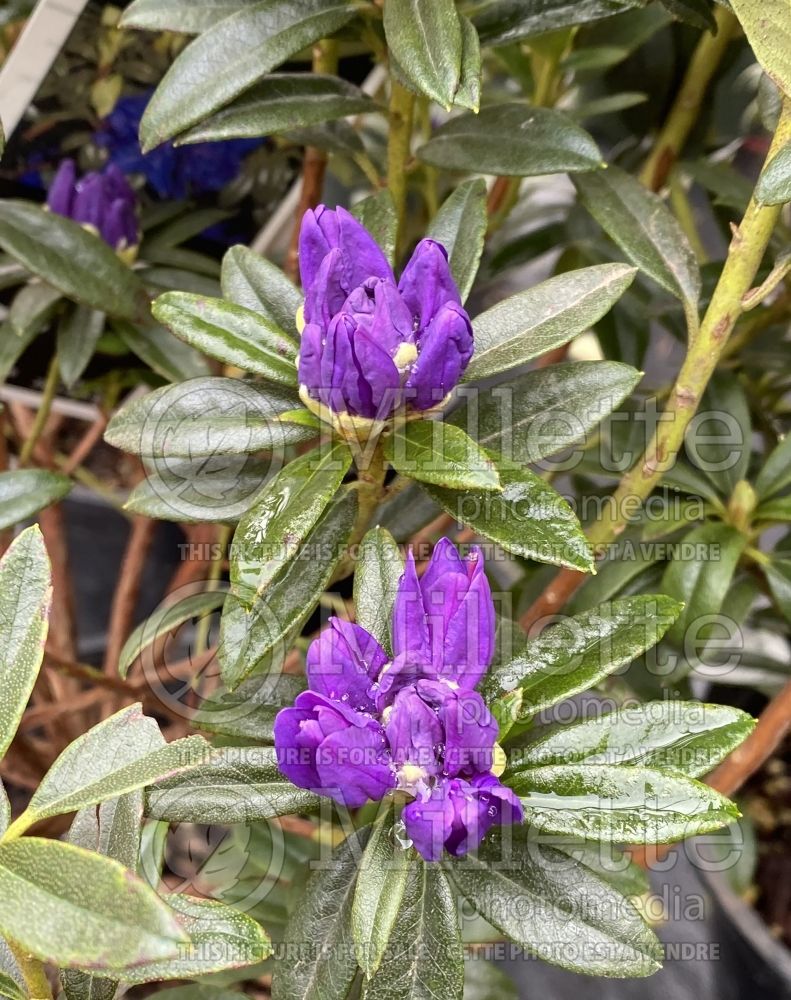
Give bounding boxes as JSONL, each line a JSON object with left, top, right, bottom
{"left": 640, "top": 6, "right": 737, "bottom": 191}
{"left": 332, "top": 442, "right": 387, "bottom": 584}
{"left": 7, "top": 940, "right": 52, "bottom": 999}
{"left": 18, "top": 354, "right": 60, "bottom": 468}
{"left": 669, "top": 169, "right": 708, "bottom": 264}
{"left": 194, "top": 523, "right": 231, "bottom": 655}
{"left": 387, "top": 78, "right": 415, "bottom": 257}
{"left": 588, "top": 97, "right": 791, "bottom": 551}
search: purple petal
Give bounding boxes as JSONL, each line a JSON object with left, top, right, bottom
{"left": 47, "top": 159, "right": 76, "bottom": 216}
{"left": 335, "top": 206, "right": 394, "bottom": 289}
{"left": 315, "top": 722, "right": 394, "bottom": 807}
{"left": 432, "top": 684, "right": 497, "bottom": 777}
{"left": 71, "top": 174, "right": 106, "bottom": 231}
{"left": 306, "top": 618, "right": 388, "bottom": 712}
{"left": 392, "top": 551, "right": 430, "bottom": 660}
{"left": 402, "top": 782, "right": 456, "bottom": 862}
{"left": 348, "top": 326, "right": 401, "bottom": 419}
{"left": 374, "top": 651, "right": 436, "bottom": 713}
{"left": 319, "top": 312, "right": 367, "bottom": 415}
{"left": 304, "top": 247, "right": 347, "bottom": 327}
{"left": 297, "top": 322, "right": 324, "bottom": 396}
{"left": 104, "top": 198, "right": 137, "bottom": 249}
{"left": 398, "top": 239, "right": 460, "bottom": 329}
{"left": 441, "top": 548, "right": 495, "bottom": 688}
{"left": 386, "top": 685, "right": 443, "bottom": 776}
{"left": 298, "top": 205, "right": 339, "bottom": 292}
{"left": 405, "top": 302, "right": 473, "bottom": 410}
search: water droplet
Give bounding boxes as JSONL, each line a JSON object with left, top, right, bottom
{"left": 393, "top": 819, "right": 413, "bottom": 850}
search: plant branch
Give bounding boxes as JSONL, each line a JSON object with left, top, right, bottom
{"left": 387, "top": 78, "right": 415, "bottom": 257}
{"left": 7, "top": 940, "right": 52, "bottom": 999}
{"left": 18, "top": 354, "right": 60, "bottom": 468}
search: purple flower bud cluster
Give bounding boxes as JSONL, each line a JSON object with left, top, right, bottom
{"left": 297, "top": 206, "right": 474, "bottom": 420}
{"left": 274, "top": 539, "right": 522, "bottom": 861}
{"left": 47, "top": 159, "right": 139, "bottom": 252}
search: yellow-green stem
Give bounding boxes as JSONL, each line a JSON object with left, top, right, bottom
{"left": 7, "top": 940, "right": 52, "bottom": 999}
{"left": 387, "top": 78, "right": 415, "bottom": 256}
{"left": 669, "top": 169, "right": 708, "bottom": 263}
{"left": 19, "top": 354, "right": 60, "bottom": 468}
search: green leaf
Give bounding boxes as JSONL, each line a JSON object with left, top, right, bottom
{"left": 8, "top": 281, "right": 62, "bottom": 338}
{"left": 352, "top": 806, "right": 413, "bottom": 978}
{"left": 0, "top": 202, "right": 149, "bottom": 321}
{"left": 272, "top": 826, "right": 368, "bottom": 1000}
{"left": 221, "top": 244, "right": 302, "bottom": 336}
{"left": 232, "top": 441, "right": 352, "bottom": 602}
{"left": 695, "top": 373, "right": 751, "bottom": 496}
{"left": 0, "top": 786, "right": 7, "bottom": 838}
{"left": 178, "top": 73, "right": 378, "bottom": 144}
{"left": 421, "top": 466, "right": 593, "bottom": 572}
{"left": 730, "top": 0, "right": 791, "bottom": 98}
{"left": 661, "top": 523, "right": 747, "bottom": 646}
{"left": 105, "top": 376, "right": 312, "bottom": 460}
{"left": 756, "top": 139, "right": 791, "bottom": 204}
{"left": 119, "top": 591, "right": 226, "bottom": 679}
{"left": 0, "top": 526, "right": 51, "bottom": 762}
{"left": 455, "top": 15, "right": 482, "bottom": 112}
{"left": 755, "top": 433, "right": 791, "bottom": 499}
{"left": 219, "top": 487, "right": 357, "bottom": 688}
{"left": 116, "top": 894, "right": 270, "bottom": 983}
{"left": 57, "top": 304, "right": 105, "bottom": 388}
{"left": 354, "top": 527, "right": 403, "bottom": 657}
{"left": 510, "top": 701, "right": 755, "bottom": 777}
{"left": 0, "top": 320, "right": 37, "bottom": 384}
{"left": 362, "top": 862, "right": 463, "bottom": 1000}
{"left": 8, "top": 705, "right": 209, "bottom": 835}
{"left": 0, "top": 838, "right": 186, "bottom": 969}
{"left": 417, "top": 103, "right": 602, "bottom": 176}
{"left": 452, "top": 361, "right": 641, "bottom": 463}
{"left": 464, "top": 264, "right": 636, "bottom": 382}
{"left": 384, "top": 420, "right": 501, "bottom": 492}
{"left": 659, "top": 0, "right": 717, "bottom": 30}
{"left": 0, "top": 941, "right": 23, "bottom": 1000}
{"left": 509, "top": 763, "right": 741, "bottom": 841}
{"left": 351, "top": 190, "right": 398, "bottom": 268}
{"left": 425, "top": 178, "right": 487, "bottom": 302}
{"left": 152, "top": 292, "right": 298, "bottom": 383}
{"left": 765, "top": 558, "right": 791, "bottom": 624}
{"left": 384, "top": 0, "right": 462, "bottom": 109}
{"left": 447, "top": 825, "right": 661, "bottom": 977}
{"left": 121, "top": 0, "right": 250, "bottom": 32}
{"left": 472, "top": 0, "right": 640, "bottom": 45}
{"left": 756, "top": 497, "right": 791, "bottom": 522}
{"left": 139, "top": 0, "right": 360, "bottom": 148}
{"left": 484, "top": 595, "right": 683, "bottom": 718}
{"left": 114, "top": 320, "right": 211, "bottom": 382}
{"left": 462, "top": 958, "right": 518, "bottom": 1000}
{"left": 0, "top": 469, "right": 71, "bottom": 529}
{"left": 0, "top": 972, "right": 24, "bottom": 1000}
{"left": 191, "top": 671, "right": 305, "bottom": 741}
{"left": 574, "top": 167, "right": 701, "bottom": 309}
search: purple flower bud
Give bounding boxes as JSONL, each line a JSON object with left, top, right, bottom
{"left": 274, "top": 691, "right": 394, "bottom": 808}
{"left": 402, "top": 774, "right": 524, "bottom": 862}
{"left": 305, "top": 618, "right": 388, "bottom": 713}
{"left": 46, "top": 158, "right": 139, "bottom": 251}
{"left": 397, "top": 239, "right": 461, "bottom": 329}
{"left": 393, "top": 540, "right": 495, "bottom": 689}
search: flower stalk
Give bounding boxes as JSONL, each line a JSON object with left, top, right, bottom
{"left": 387, "top": 78, "right": 415, "bottom": 255}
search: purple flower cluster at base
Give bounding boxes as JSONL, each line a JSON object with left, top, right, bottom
{"left": 47, "top": 159, "right": 138, "bottom": 251}
{"left": 274, "top": 539, "right": 523, "bottom": 861}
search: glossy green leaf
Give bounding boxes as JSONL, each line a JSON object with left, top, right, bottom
{"left": 146, "top": 745, "right": 318, "bottom": 823}
{"left": 8, "top": 281, "right": 62, "bottom": 338}
{"left": 384, "top": 420, "right": 501, "bottom": 492}
{"left": 119, "top": 591, "right": 227, "bottom": 679}
{"left": 0, "top": 469, "right": 71, "bottom": 529}
{"left": 730, "top": 0, "right": 791, "bottom": 98}
{"left": 756, "top": 497, "right": 791, "bottom": 522}
{"left": 351, "top": 190, "right": 398, "bottom": 268}
{"left": 756, "top": 139, "right": 791, "bottom": 204}
{"left": 139, "top": 0, "right": 360, "bottom": 148}
{"left": 447, "top": 826, "right": 661, "bottom": 977}
{"left": 0, "top": 526, "right": 51, "bottom": 762}
{"left": 452, "top": 361, "right": 641, "bottom": 463}
{"left": 0, "top": 972, "right": 24, "bottom": 1000}
{"left": 426, "top": 178, "right": 487, "bottom": 302}
{"left": 191, "top": 671, "right": 305, "bottom": 741}
{"left": 765, "top": 558, "right": 791, "bottom": 624}
{"left": 510, "top": 701, "right": 755, "bottom": 777}
{"left": 179, "top": 73, "right": 377, "bottom": 144}
{"left": 0, "top": 838, "right": 186, "bottom": 969}
{"left": 0, "top": 320, "right": 37, "bottom": 383}
{"left": 472, "top": 0, "right": 640, "bottom": 44}
{"left": 219, "top": 487, "right": 357, "bottom": 688}
{"left": 152, "top": 292, "right": 298, "bottom": 383}
{"left": 384, "top": 0, "right": 462, "bottom": 109}
{"left": 362, "top": 863, "right": 463, "bottom": 1000}
{"left": 271, "top": 826, "right": 368, "bottom": 1000}
{"left": 661, "top": 523, "right": 747, "bottom": 646}
{"left": 696, "top": 373, "right": 751, "bottom": 496}
{"left": 464, "top": 264, "right": 636, "bottom": 382}
{"left": 755, "top": 433, "right": 791, "bottom": 499}
{"left": 121, "top": 0, "right": 250, "bottom": 32}
{"left": 0, "top": 202, "right": 149, "bottom": 321}
{"left": 57, "top": 303, "right": 105, "bottom": 388}
{"left": 417, "top": 103, "right": 602, "bottom": 177}
{"left": 114, "top": 320, "right": 210, "bottom": 382}
{"left": 421, "top": 466, "right": 593, "bottom": 572}
{"left": 8, "top": 705, "right": 209, "bottom": 835}
{"left": 221, "top": 244, "right": 302, "bottom": 337}
{"left": 232, "top": 441, "right": 352, "bottom": 602}
{"left": 455, "top": 15, "right": 482, "bottom": 112}
{"left": 352, "top": 806, "right": 413, "bottom": 978}
{"left": 574, "top": 167, "right": 701, "bottom": 308}
{"left": 354, "top": 527, "right": 403, "bottom": 657}
{"left": 509, "top": 764, "right": 741, "bottom": 842}
{"left": 484, "top": 595, "right": 683, "bottom": 717}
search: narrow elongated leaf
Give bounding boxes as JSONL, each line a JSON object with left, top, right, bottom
{"left": 351, "top": 191, "right": 398, "bottom": 268}
{"left": 455, "top": 15, "right": 482, "bottom": 112}
{"left": 152, "top": 292, "right": 298, "bottom": 383}
{"left": 755, "top": 433, "right": 791, "bottom": 499}
{"left": 696, "top": 373, "right": 751, "bottom": 496}
{"left": 756, "top": 497, "right": 791, "bottom": 523}
{"left": 510, "top": 702, "right": 755, "bottom": 777}
{"left": 0, "top": 942, "right": 23, "bottom": 1000}
{"left": 384, "top": 0, "right": 462, "bottom": 109}
{"left": 0, "top": 527, "right": 51, "bottom": 761}
{"left": 179, "top": 74, "right": 377, "bottom": 144}
{"left": 472, "top": 0, "right": 640, "bottom": 45}
{"left": 272, "top": 827, "right": 369, "bottom": 1000}
{"left": 232, "top": 441, "right": 352, "bottom": 602}
{"left": 140, "top": 0, "right": 360, "bottom": 147}
{"left": 0, "top": 972, "right": 24, "bottom": 1000}
{"left": 659, "top": 0, "right": 717, "bottom": 30}
{"left": 0, "top": 838, "right": 186, "bottom": 969}
{"left": 484, "top": 596, "right": 683, "bottom": 717}
{"left": 0, "top": 320, "right": 37, "bottom": 383}
{"left": 221, "top": 244, "right": 302, "bottom": 336}
{"left": 0, "top": 469, "right": 71, "bottom": 529}
{"left": 146, "top": 746, "right": 318, "bottom": 823}
{"left": 417, "top": 104, "right": 602, "bottom": 177}
{"left": 447, "top": 826, "right": 661, "bottom": 977}
{"left": 426, "top": 178, "right": 487, "bottom": 301}
{"left": 114, "top": 320, "right": 210, "bottom": 382}
{"left": 756, "top": 140, "right": 791, "bottom": 204}
{"left": 57, "top": 304, "right": 105, "bottom": 388}
{"left": 0, "top": 785, "right": 7, "bottom": 838}
{"left": 362, "top": 863, "right": 463, "bottom": 1000}
{"left": 464, "top": 264, "right": 636, "bottom": 382}
{"left": 510, "top": 764, "right": 740, "bottom": 841}
{"left": 730, "top": 0, "right": 791, "bottom": 98}
{"left": 421, "top": 466, "right": 594, "bottom": 572}
{"left": 191, "top": 672, "right": 305, "bottom": 741}
{"left": 0, "top": 202, "right": 149, "bottom": 321}
{"left": 574, "top": 167, "right": 701, "bottom": 308}
{"left": 384, "top": 420, "right": 501, "bottom": 492}
{"left": 121, "top": 0, "right": 252, "bottom": 32}
{"left": 452, "top": 361, "right": 641, "bottom": 463}
{"left": 354, "top": 527, "right": 403, "bottom": 657}
{"left": 8, "top": 281, "right": 62, "bottom": 337}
